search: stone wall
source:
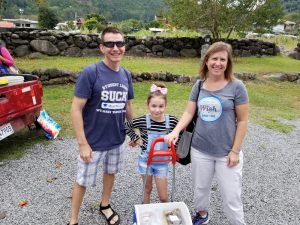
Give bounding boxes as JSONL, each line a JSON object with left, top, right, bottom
{"left": 0, "top": 30, "right": 279, "bottom": 58}
{"left": 288, "top": 43, "right": 300, "bottom": 60}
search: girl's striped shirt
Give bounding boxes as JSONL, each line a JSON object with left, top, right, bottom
{"left": 125, "top": 114, "right": 178, "bottom": 152}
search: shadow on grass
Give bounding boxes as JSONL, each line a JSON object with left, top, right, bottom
{"left": 0, "top": 128, "right": 50, "bottom": 161}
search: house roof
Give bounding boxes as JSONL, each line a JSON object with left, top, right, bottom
{"left": 76, "top": 18, "right": 85, "bottom": 24}
{"left": 0, "top": 21, "right": 16, "bottom": 28}
{"left": 3, "top": 18, "right": 38, "bottom": 24}
{"left": 284, "top": 21, "right": 296, "bottom": 25}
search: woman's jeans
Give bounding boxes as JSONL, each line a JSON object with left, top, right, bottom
{"left": 191, "top": 147, "right": 246, "bottom": 225}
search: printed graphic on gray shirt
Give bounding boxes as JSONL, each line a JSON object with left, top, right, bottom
{"left": 199, "top": 96, "right": 222, "bottom": 122}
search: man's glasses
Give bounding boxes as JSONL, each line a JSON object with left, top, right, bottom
{"left": 102, "top": 41, "right": 126, "bottom": 48}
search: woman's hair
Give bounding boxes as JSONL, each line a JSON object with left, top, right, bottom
{"left": 147, "top": 82, "right": 168, "bottom": 105}
{"left": 199, "top": 41, "right": 234, "bottom": 81}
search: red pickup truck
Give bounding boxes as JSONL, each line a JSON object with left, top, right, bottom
{"left": 0, "top": 74, "right": 43, "bottom": 141}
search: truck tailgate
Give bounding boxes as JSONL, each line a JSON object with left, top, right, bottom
{"left": 0, "top": 80, "right": 43, "bottom": 125}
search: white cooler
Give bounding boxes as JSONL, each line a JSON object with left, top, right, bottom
{"left": 0, "top": 76, "right": 24, "bottom": 85}
{"left": 133, "top": 202, "right": 192, "bottom": 225}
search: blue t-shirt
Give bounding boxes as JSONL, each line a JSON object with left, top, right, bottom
{"left": 189, "top": 79, "right": 248, "bottom": 156}
{"left": 74, "top": 61, "right": 134, "bottom": 151}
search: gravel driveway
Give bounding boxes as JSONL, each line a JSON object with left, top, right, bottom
{"left": 0, "top": 122, "right": 299, "bottom": 225}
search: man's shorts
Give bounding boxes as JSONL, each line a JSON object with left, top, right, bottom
{"left": 76, "top": 143, "right": 125, "bottom": 187}
{"left": 137, "top": 156, "right": 168, "bottom": 178}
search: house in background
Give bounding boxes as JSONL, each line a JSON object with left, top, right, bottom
{"left": 284, "top": 21, "right": 296, "bottom": 32}
{"left": 272, "top": 20, "right": 297, "bottom": 34}
{"left": 154, "top": 15, "right": 167, "bottom": 23}
{"left": 272, "top": 24, "right": 285, "bottom": 34}
{"left": 149, "top": 27, "right": 168, "bottom": 34}
{"left": 76, "top": 18, "right": 85, "bottom": 29}
{"left": 0, "top": 21, "right": 16, "bottom": 28}
{"left": 2, "top": 19, "right": 38, "bottom": 28}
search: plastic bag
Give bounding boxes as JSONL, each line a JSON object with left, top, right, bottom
{"left": 8, "top": 65, "right": 20, "bottom": 74}
{"left": 37, "top": 110, "right": 61, "bottom": 140}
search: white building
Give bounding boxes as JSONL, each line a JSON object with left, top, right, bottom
{"left": 284, "top": 21, "right": 296, "bottom": 32}
{"left": 149, "top": 28, "right": 167, "bottom": 34}
{"left": 272, "top": 24, "right": 284, "bottom": 34}
{"left": 3, "top": 19, "right": 38, "bottom": 28}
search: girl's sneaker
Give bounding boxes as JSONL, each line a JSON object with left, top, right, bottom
{"left": 192, "top": 212, "right": 209, "bottom": 225}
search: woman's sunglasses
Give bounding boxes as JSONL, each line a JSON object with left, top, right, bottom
{"left": 102, "top": 41, "right": 126, "bottom": 48}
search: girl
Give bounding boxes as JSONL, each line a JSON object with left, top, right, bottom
{"left": 125, "top": 82, "right": 178, "bottom": 204}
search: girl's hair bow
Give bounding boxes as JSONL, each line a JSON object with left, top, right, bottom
{"left": 150, "top": 84, "right": 168, "bottom": 95}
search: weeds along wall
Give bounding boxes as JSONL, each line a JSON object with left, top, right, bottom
{"left": 20, "top": 68, "right": 300, "bottom": 85}
{"left": 0, "top": 30, "right": 279, "bottom": 58}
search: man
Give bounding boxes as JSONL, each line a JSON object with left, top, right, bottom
{"left": 68, "top": 27, "right": 134, "bottom": 225}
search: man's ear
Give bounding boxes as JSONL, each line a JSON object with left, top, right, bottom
{"left": 99, "top": 44, "right": 104, "bottom": 53}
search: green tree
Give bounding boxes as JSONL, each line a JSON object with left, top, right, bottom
{"left": 165, "top": 0, "right": 284, "bottom": 39}
{"left": 83, "top": 17, "right": 98, "bottom": 32}
{"left": 114, "top": 19, "right": 145, "bottom": 34}
{"left": 284, "top": 11, "right": 300, "bottom": 24}
{"left": 145, "top": 20, "right": 163, "bottom": 29}
{"left": 38, "top": 6, "right": 59, "bottom": 29}
{"left": 83, "top": 13, "right": 107, "bottom": 33}
{"left": 0, "top": 0, "right": 45, "bottom": 9}
{"left": 284, "top": 11, "right": 300, "bottom": 35}
{"left": 85, "top": 13, "right": 106, "bottom": 24}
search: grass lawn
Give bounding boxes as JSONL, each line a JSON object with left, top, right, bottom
{"left": 1, "top": 80, "right": 299, "bottom": 161}
{"left": 16, "top": 55, "right": 300, "bottom": 76}
{"left": 1, "top": 55, "right": 300, "bottom": 161}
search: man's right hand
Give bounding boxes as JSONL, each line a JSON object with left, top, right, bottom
{"left": 79, "top": 143, "right": 92, "bottom": 163}
{"left": 128, "top": 139, "right": 143, "bottom": 147}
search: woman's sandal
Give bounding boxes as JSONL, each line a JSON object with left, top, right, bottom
{"left": 67, "top": 223, "right": 78, "bottom": 225}
{"left": 99, "top": 203, "right": 120, "bottom": 225}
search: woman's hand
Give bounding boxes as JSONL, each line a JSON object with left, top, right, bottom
{"left": 227, "top": 151, "right": 240, "bottom": 168}
{"left": 164, "top": 131, "right": 180, "bottom": 145}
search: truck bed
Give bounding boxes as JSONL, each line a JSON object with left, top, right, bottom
{"left": 0, "top": 74, "right": 43, "bottom": 141}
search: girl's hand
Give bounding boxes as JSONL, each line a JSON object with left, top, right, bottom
{"left": 227, "top": 151, "right": 240, "bottom": 168}
{"left": 164, "top": 131, "right": 179, "bottom": 145}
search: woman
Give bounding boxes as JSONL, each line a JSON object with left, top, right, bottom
{"left": 165, "top": 42, "right": 249, "bottom": 225}
{"left": 0, "top": 42, "right": 15, "bottom": 74}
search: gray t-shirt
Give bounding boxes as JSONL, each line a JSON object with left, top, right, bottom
{"left": 189, "top": 79, "right": 249, "bottom": 157}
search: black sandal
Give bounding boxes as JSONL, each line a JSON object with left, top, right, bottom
{"left": 99, "top": 203, "right": 120, "bottom": 225}
{"left": 67, "top": 223, "right": 78, "bottom": 225}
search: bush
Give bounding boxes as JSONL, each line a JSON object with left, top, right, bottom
{"left": 114, "top": 19, "right": 145, "bottom": 34}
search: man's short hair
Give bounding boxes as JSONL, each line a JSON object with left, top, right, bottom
{"left": 101, "top": 27, "right": 124, "bottom": 42}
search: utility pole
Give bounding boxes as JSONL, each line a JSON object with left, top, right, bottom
{"left": 19, "top": 8, "right": 24, "bottom": 19}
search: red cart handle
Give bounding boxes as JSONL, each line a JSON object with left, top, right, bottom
{"left": 147, "top": 137, "right": 177, "bottom": 166}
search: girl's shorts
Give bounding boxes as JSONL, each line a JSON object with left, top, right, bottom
{"left": 76, "top": 142, "right": 125, "bottom": 187}
{"left": 138, "top": 158, "right": 168, "bottom": 178}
